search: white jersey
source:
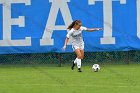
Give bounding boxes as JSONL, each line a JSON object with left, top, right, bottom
{"left": 66, "top": 26, "right": 87, "bottom": 46}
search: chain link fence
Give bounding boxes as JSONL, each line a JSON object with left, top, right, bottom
{"left": 0, "top": 50, "right": 140, "bottom": 66}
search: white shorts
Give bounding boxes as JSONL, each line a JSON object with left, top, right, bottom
{"left": 72, "top": 44, "right": 84, "bottom": 51}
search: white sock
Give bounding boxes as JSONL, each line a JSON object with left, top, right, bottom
{"left": 76, "top": 58, "right": 81, "bottom": 68}
{"left": 74, "top": 58, "right": 78, "bottom": 64}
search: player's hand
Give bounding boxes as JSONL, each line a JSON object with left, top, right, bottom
{"left": 62, "top": 45, "right": 66, "bottom": 51}
{"left": 96, "top": 28, "right": 103, "bottom": 30}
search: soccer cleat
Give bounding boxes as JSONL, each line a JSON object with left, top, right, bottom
{"left": 71, "top": 61, "right": 75, "bottom": 70}
{"left": 78, "top": 68, "right": 82, "bottom": 72}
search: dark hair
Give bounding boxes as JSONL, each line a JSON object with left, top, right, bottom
{"left": 67, "top": 20, "right": 81, "bottom": 30}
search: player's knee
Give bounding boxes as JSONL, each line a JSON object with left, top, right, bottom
{"left": 77, "top": 55, "right": 82, "bottom": 59}
{"left": 78, "top": 56, "right": 84, "bottom": 59}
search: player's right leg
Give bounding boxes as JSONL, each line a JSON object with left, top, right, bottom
{"left": 71, "top": 45, "right": 79, "bottom": 70}
{"left": 74, "top": 48, "right": 82, "bottom": 72}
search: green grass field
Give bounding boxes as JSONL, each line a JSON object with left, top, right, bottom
{"left": 0, "top": 63, "right": 140, "bottom": 93}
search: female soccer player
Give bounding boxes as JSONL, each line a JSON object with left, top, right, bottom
{"left": 62, "top": 20, "right": 102, "bottom": 72}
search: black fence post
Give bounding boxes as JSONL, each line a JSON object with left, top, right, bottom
{"left": 57, "top": 53, "right": 62, "bottom": 67}
{"left": 126, "top": 51, "right": 130, "bottom": 65}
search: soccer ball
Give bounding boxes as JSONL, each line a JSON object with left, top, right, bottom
{"left": 92, "top": 64, "right": 100, "bottom": 72}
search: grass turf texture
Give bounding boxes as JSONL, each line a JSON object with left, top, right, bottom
{"left": 0, "top": 64, "right": 139, "bottom": 93}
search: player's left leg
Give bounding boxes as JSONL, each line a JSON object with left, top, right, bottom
{"left": 80, "top": 49, "right": 84, "bottom": 60}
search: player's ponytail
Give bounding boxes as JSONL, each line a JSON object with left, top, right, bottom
{"left": 67, "top": 20, "right": 81, "bottom": 30}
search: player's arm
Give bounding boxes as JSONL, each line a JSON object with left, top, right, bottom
{"left": 62, "top": 30, "right": 72, "bottom": 51}
{"left": 62, "top": 37, "right": 69, "bottom": 51}
{"left": 81, "top": 26, "right": 102, "bottom": 32}
{"left": 86, "top": 28, "right": 103, "bottom": 32}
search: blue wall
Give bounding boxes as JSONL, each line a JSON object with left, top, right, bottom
{"left": 0, "top": 0, "right": 139, "bottom": 54}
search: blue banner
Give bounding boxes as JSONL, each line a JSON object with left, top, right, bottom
{"left": 0, "top": 0, "right": 140, "bottom": 54}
